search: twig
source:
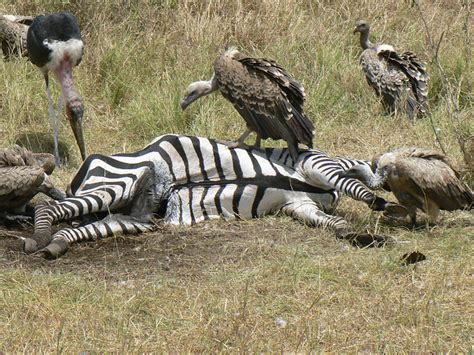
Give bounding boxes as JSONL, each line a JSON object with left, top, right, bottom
{"left": 413, "top": 0, "right": 471, "bottom": 160}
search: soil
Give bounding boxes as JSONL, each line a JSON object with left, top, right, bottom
{"left": 0, "top": 218, "right": 326, "bottom": 281}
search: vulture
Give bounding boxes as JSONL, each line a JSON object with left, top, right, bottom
{"left": 180, "top": 48, "right": 315, "bottom": 160}
{"left": 340, "top": 147, "right": 473, "bottom": 225}
{"left": 353, "top": 20, "right": 429, "bottom": 120}
{"left": 0, "top": 145, "right": 65, "bottom": 220}
{"left": 27, "top": 12, "right": 86, "bottom": 165}
{"left": 0, "top": 15, "right": 33, "bottom": 59}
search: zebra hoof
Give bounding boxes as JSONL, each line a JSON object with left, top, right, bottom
{"left": 23, "top": 233, "right": 52, "bottom": 253}
{"left": 23, "top": 238, "right": 39, "bottom": 254}
{"left": 38, "top": 239, "right": 69, "bottom": 260}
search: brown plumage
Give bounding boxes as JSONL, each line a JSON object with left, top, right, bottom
{"left": 342, "top": 147, "right": 473, "bottom": 224}
{"left": 353, "top": 20, "right": 429, "bottom": 120}
{"left": 181, "top": 48, "right": 315, "bottom": 160}
{"left": 0, "top": 15, "right": 33, "bottom": 59}
{"left": 0, "top": 145, "right": 65, "bottom": 215}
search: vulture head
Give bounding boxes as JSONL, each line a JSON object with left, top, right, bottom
{"left": 180, "top": 77, "right": 218, "bottom": 110}
{"left": 339, "top": 153, "right": 393, "bottom": 190}
{"left": 353, "top": 20, "right": 372, "bottom": 50}
{"left": 353, "top": 20, "right": 370, "bottom": 35}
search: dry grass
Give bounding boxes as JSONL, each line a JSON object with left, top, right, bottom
{"left": 0, "top": 0, "right": 473, "bottom": 352}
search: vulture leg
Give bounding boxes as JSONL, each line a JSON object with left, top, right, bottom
{"left": 254, "top": 134, "right": 262, "bottom": 149}
{"left": 236, "top": 128, "right": 252, "bottom": 146}
{"left": 216, "top": 129, "right": 252, "bottom": 150}
{"left": 407, "top": 208, "right": 417, "bottom": 228}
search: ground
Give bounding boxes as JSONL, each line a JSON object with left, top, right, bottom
{"left": 0, "top": 0, "right": 472, "bottom": 351}
{"left": 0, "top": 200, "right": 472, "bottom": 352}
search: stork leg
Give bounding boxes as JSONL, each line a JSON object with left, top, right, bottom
{"left": 45, "top": 74, "right": 61, "bottom": 166}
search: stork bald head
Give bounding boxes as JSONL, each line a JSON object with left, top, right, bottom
{"left": 180, "top": 76, "right": 218, "bottom": 110}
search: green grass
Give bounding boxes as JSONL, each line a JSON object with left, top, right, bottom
{"left": 0, "top": 0, "right": 473, "bottom": 352}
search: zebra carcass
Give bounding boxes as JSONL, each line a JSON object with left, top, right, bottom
{"left": 23, "top": 134, "right": 399, "bottom": 258}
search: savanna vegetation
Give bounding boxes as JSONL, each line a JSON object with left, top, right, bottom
{"left": 0, "top": 0, "right": 472, "bottom": 352}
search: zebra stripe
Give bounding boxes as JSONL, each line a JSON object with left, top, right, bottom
{"left": 27, "top": 134, "right": 387, "bottom": 256}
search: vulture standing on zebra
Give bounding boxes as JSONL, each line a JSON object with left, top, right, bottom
{"left": 353, "top": 20, "right": 429, "bottom": 120}
{"left": 0, "top": 145, "right": 65, "bottom": 221}
{"left": 180, "top": 48, "right": 315, "bottom": 160}
{"left": 340, "top": 147, "right": 473, "bottom": 225}
{"left": 27, "top": 11, "right": 86, "bottom": 165}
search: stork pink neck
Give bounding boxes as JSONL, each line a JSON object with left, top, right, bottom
{"left": 54, "top": 58, "right": 82, "bottom": 108}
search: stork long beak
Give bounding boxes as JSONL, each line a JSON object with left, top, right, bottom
{"left": 68, "top": 105, "right": 87, "bottom": 160}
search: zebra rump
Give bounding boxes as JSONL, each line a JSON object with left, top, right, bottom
{"left": 23, "top": 134, "right": 392, "bottom": 258}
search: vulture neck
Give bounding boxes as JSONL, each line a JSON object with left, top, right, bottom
{"left": 366, "top": 167, "right": 389, "bottom": 189}
{"left": 359, "top": 30, "right": 372, "bottom": 50}
{"left": 348, "top": 164, "right": 387, "bottom": 189}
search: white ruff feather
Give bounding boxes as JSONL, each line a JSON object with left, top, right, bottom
{"left": 43, "top": 38, "right": 84, "bottom": 71}
{"left": 376, "top": 44, "right": 395, "bottom": 54}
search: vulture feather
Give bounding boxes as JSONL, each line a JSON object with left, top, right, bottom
{"left": 181, "top": 48, "right": 315, "bottom": 160}
{"left": 353, "top": 20, "right": 429, "bottom": 120}
{"left": 0, "top": 146, "right": 65, "bottom": 215}
{"left": 341, "top": 147, "right": 473, "bottom": 224}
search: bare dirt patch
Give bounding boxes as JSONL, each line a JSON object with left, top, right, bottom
{"left": 0, "top": 217, "right": 334, "bottom": 281}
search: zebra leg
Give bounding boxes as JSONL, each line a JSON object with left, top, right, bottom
{"left": 281, "top": 200, "right": 389, "bottom": 248}
{"left": 38, "top": 214, "right": 155, "bottom": 259}
{"left": 33, "top": 166, "right": 160, "bottom": 258}
{"left": 23, "top": 194, "right": 114, "bottom": 254}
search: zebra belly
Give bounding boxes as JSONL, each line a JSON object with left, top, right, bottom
{"left": 164, "top": 183, "right": 339, "bottom": 226}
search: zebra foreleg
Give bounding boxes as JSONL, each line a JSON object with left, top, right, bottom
{"left": 281, "top": 200, "right": 389, "bottom": 248}
{"left": 37, "top": 213, "right": 156, "bottom": 259}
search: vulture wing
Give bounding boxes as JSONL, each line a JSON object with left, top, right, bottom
{"left": 360, "top": 48, "right": 406, "bottom": 112}
{"left": 214, "top": 50, "right": 315, "bottom": 149}
{"left": 395, "top": 153, "right": 473, "bottom": 211}
{"left": 378, "top": 49, "right": 429, "bottom": 117}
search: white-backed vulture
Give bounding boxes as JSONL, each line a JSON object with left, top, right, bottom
{"left": 180, "top": 48, "right": 315, "bottom": 160}
{"left": 340, "top": 147, "right": 473, "bottom": 224}
{"left": 0, "top": 15, "right": 33, "bottom": 59}
{"left": 0, "top": 146, "right": 65, "bottom": 219}
{"left": 353, "top": 20, "right": 429, "bottom": 120}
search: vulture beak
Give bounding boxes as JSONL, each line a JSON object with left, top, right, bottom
{"left": 353, "top": 26, "right": 358, "bottom": 34}
{"left": 67, "top": 104, "right": 87, "bottom": 161}
{"left": 180, "top": 91, "right": 200, "bottom": 110}
{"left": 180, "top": 96, "right": 192, "bottom": 110}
